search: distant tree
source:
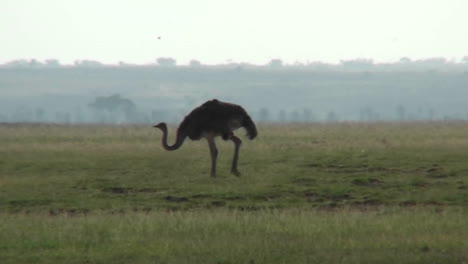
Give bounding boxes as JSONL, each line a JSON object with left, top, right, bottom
{"left": 302, "top": 108, "right": 314, "bottom": 122}
{"left": 35, "top": 108, "right": 45, "bottom": 121}
{"left": 326, "top": 111, "right": 338, "bottom": 122}
{"left": 340, "top": 59, "right": 374, "bottom": 70}
{"left": 3, "top": 59, "right": 29, "bottom": 68}
{"left": 305, "top": 61, "right": 332, "bottom": 71}
{"left": 118, "top": 61, "right": 137, "bottom": 67}
{"left": 290, "top": 110, "right": 300, "bottom": 122}
{"left": 4, "top": 59, "right": 44, "bottom": 68}
{"left": 278, "top": 109, "right": 287, "bottom": 122}
{"left": 428, "top": 108, "right": 436, "bottom": 120}
{"left": 461, "top": 56, "right": 468, "bottom": 64}
{"left": 396, "top": 105, "right": 406, "bottom": 121}
{"left": 74, "top": 60, "right": 103, "bottom": 67}
{"left": 89, "top": 94, "right": 137, "bottom": 123}
{"left": 45, "top": 59, "right": 61, "bottom": 68}
{"left": 157, "top": 57, "right": 176, "bottom": 67}
{"left": 13, "top": 107, "right": 33, "bottom": 122}
{"left": 29, "top": 59, "right": 43, "bottom": 68}
{"left": 359, "top": 107, "right": 379, "bottom": 121}
{"left": 189, "top": 59, "right": 202, "bottom": 67}
{"left": 74, "top": 107, "right": 84, "bottom": 123}
{"left": 399, "top": 57, "right": 412, "bottom": 64}
{"left": 420, "top": 57, "right": 447, "bottom": 65}
{"left": 268, "top": 59, "right": 283, "bottom": 68}
{"left": 259, "top": 107, "right": 270, "bottom": 121}
{"left": 55, "top": 112, "right": 71, "bottom": 124}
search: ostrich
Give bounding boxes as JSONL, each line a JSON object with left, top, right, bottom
{"left": 153, "top": 99, "right": 257, "bottom": 177}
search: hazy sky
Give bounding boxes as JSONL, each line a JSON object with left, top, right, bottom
{"left": 2, "top": 0, "right": 467, "bottom": 65}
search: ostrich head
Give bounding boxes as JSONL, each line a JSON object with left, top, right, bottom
{"left": 153, "top": 123, "right": 166, "bottom": 130}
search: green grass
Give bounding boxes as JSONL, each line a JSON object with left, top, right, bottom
{"left": 1, "top": 122, "right": 468, "bottom": 263}
{"left": 1, "top": 208, "right": 467, "bottom": 264}
{"left": 1, "top": 122, "right": 468, "bottom": 211}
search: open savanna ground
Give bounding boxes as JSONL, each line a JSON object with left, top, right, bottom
{"left": 1, "top": 122, "right": 468, "bottom": 263}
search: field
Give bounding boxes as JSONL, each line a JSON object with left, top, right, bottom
{"left": 1, "top": 122, "right": 468, "bottom": 263}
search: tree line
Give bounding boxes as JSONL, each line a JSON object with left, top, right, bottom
{"left": 2, "top": 56, "right": 468, "bottom": 72}
{"left": 1, "top": 58, "right": 468, "bottom": 124}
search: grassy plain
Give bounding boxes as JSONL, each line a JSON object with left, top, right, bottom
{"left": 1, "top": 122, "right": 468, "bottom": 263}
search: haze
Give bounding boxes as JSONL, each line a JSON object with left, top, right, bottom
{"left": 2, "top": 0, "right": 468, "bottom": 65}
{"left": 2, "top": 0, "right": 468, "bottom": 124}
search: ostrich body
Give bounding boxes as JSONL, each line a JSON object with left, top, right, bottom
{"left": 154, "top": 99, "right": 258, "bottom": 177}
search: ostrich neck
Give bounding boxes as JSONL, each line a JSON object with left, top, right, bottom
{"left": 160, "top": 126, "right": 185, "bottom": 151}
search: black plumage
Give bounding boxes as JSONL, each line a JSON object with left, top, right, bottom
{"left": 154, "top": 99, "right": 257, "bottom": 177}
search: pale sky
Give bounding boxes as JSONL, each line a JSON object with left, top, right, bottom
{"left": 1, "top": 0, "right": 467, "bottom": 65}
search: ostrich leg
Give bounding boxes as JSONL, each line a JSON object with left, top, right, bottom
{"left": 230, "top": 135, "right": 242, "bottom": 176}
{"left": 206, "top": 136, "right": 218, "bottom": 177}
